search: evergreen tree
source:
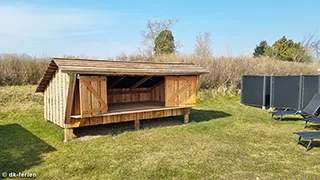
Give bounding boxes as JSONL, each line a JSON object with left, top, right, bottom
{"left": 265, "top": 36, "right": 311, "bottom": 62}
{"left": 154, "top": 30, "right": 175, "bottom": 55}
{"left": 253, "top": 40, "right": 268, "bottom": 57}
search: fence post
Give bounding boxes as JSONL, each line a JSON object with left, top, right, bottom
{"left": 318, "top": 75, "right": 320, "bottom": 93}
{"left": 298, "top": 75, "right": 304, "bottom": 111}
{"left": 262, "top": 75, "right": 267, "bottom": 110}
{"left": 269, "top": 75, "right": 274, "bottom": 110}
{"left": 241, "top": 74, "right": 244, "bottom": 104}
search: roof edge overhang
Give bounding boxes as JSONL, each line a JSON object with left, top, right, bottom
{"left": 59, "top": 66, "right": 208, "bottom": 76}
{"left": 35, "top": 58, "right": 209, "bottom": 93}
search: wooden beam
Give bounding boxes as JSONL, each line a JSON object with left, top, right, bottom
{"left": 151, "top": 79, "right": 164, "bottom": 89}
{"left": 109, "top": 76, "right": 126, "bottom": 88}
{"left": 64, "top": 73, "right": 77, "bottom": 124}
{"left": 130, "top": 76, "right": 152, "bottom": 89}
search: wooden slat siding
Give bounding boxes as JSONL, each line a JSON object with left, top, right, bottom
{"left": 101, "top": 77, "right": 107, "bottom": 115}
{"left": 61, "top": 72, "right": 65, "bottom": 127}
{"left": 44, "top": 88, "right": 47, "bottom": 120}
{"left": 64, "top": 73, "right": 70, "bottom": 127}
{"left": 165, "top": 76, "right": 197, "bottom": 107}
{"left": 55, "top": 71, "right": 58, "bottom": 125}
{"left": 80, "top": 77, "right": 89, "bottom": 117}
{"left": 56, "top": 71, "right": 60, "bottom": 126}
{"left": 64, "top": 73, "right": 76, "bottom": 125}
{"left": 48, "top": 77, "right": 52, "bottom": 122}
{"left": 67, "top": 107, "right": 189, "bottom": 128}
{"left": 52, "top": 72, "right": 56, "bottom": 125}
{"left": 108, "top": 87, "right": 164, "bottom": 104}
{"left": 57, "top": 70, "right": 61, "bottom": 127}
{"left": 79, "top": 75, "right": 108, "bottom": 117}
{"left": 55, "top": 70, "right": 59, "bottom": 126}
{"left": 51, "top": 72, "right": 54, "bottom": 123}
{"left": 60, "top": 71, "right": 65, "bottom": 127}
{"left": 151, "top": 82, "right": 164, "bottom": 101}
{"left": 47, "top": 86, "right": 50, "bottom": 120}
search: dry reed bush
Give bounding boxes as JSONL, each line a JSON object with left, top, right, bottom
{"left": 149, "top": 54, "right": 319, "bottom": 95}
{"left": 0, "top": 54, "right": 49, "bottom": 86}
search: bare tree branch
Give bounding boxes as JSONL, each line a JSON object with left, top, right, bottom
{"left": 138, "top": 19, "right": 180, "bottom": 58}
{"left": 193, "top": 32, "right": 213, "bottom": 57}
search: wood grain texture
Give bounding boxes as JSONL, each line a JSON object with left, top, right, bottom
{"left": 165, "top": 76, "right": 197, "bottom": 107}
{"left": 67, "top": 105, "right": 190, "bottom": 128}
{"left": 65, "top": 73, "right": 76, "bottom": 125}
{"left": 79, "top": 75, "right": 108, "bottom": 117}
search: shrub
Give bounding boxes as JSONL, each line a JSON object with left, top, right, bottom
{"left": 0, "top": 54, "right": 49, "bottom": 86}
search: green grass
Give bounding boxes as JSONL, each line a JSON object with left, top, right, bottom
{"left": 1, "top": 86, "right": 320, "bottom": 179}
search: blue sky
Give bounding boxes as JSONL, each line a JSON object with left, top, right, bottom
{"left": 0, "top": 0, "right": 319, "bottom": 58}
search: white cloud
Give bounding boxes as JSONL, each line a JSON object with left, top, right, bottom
{"left": 0, "top": 4, "right": 138, "bottom": 57}
{"left": 56, "top": 42, "right": 139, "bottom": 58}
{"left": 0, "top": 4, "right": 116, "bottom": 38}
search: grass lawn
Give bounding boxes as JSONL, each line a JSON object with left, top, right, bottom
{"left": 1, "top": 86, "right": 320, "bottom": 179}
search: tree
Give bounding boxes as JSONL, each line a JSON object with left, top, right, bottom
{"left": 138, "top": 19, "right": 181, "bottom": 58}
{"left": 193, "top": 32, "right": 213, "bottom": 57}
{"left": 253, "top": 40, "right": 268, "bottom": 57}
{"left": 265, "top": 36, "right": 311, "bottom": 62}
{"left": 154, "top": 30, "right": 175, "bottom": 55}
{"left": 311, "top": 38, "right": 320, "bottom": 61}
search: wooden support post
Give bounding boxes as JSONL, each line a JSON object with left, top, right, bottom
{"left": 134, "top": 119, "right": 140, "bottom": 130}
{"left": 64, "top": 128, "right": 74, "bottom": 142}
{"left": 184, "top": 108, "right": 190, "bottom": 124}
{"left": 184, "top": 114, "right": 189, "bottom": 124}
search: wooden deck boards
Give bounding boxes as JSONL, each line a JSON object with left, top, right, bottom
{"left": 70, "top": 101, "right": 191, "bottom": 118}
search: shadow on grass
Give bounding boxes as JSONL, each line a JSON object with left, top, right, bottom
{"left": 299, "top": 140, "right": 320, "bottom": 151}
{"left": 74, "top": 109, "right": 231, "bottom": 138}
{"left": 0, "top": 124, "right": 56, "bottom": 174}
{"left": 272, "top": 117, "right": 303, "bottom": 121}
{"left": 305, "top": 124, "right": 320, "bottom": 131}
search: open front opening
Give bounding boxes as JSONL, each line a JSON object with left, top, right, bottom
{"left": 107, "top": 75, "right": 165, "bottom": 104}
{"left": 71, "top": 75, "right": 166, "bottom": 117}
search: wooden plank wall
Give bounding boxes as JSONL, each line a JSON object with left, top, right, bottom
{"left": 79, "top": 76, "right": 108, "bottom": 117}
{"left": 108, "top": 83, "right": 165, "bottom": 104}
{"left": 165, "top": 76, "right": 197, "bottom": 107}
{"left": 67, "top": 107, "right": 189, "bottom": 128}
{"left": 151, "top": 82, "right": 165, "bottom": 101}
{"left": 44, "top": 69, "right": 70, "bottom": 128}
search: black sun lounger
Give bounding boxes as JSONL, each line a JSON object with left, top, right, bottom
{"left": 304, "top": 117, "right": 320, "bottom": 128}
{"left": 271, "top": 93, "right": 320, "bottom": 120}
{"left": 294, "top": 132, "right": 320, "bottom": 151}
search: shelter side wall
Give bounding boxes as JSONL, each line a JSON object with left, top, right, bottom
{"left": 45, "top": 69, "right": 69, "bottom": 128}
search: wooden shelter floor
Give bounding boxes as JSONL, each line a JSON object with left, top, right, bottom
{"left": 108, "top": 101, "right": 165, "bottom": 113}
{"left": 71, "top": 101, "right": 192, "bottom": 118}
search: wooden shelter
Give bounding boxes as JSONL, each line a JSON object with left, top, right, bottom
{"left": 36, "top": 58, "right": 208, "bottom": 141}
